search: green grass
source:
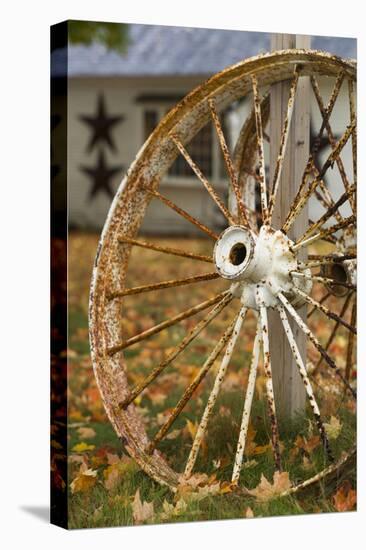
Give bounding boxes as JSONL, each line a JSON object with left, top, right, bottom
{"left": 67, "top": 404, "right": 355, "bottom": 529}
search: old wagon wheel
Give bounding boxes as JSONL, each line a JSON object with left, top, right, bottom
{"left": 89, "top": 50, "right": 357, "bottom": 492}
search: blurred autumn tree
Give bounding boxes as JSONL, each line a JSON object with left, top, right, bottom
{"left": 51, "top": 21, "right": 130, "bottom": 52}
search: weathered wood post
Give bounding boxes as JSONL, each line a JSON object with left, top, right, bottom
{"left": 268, "top": 34, "right": 310, "bottom": 419}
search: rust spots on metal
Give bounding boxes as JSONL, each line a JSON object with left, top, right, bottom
{"left": 118, "top": 235, "right": 213, "bottom": 263}
{"left": 146, "top": 317, "right": 238, "bottom": 455}
{"left": 282, "top": 120, "right": 355, "bottom": 234}
{"left": 251, "top": 75, "right": 269, "bottom": 224}
{"left": 345, "top": 299, "right": 357, "bottom": 381}
{"left": 277, "top": 304, "right": 333, "bottom": 462}
{"left": 278, "top": 293, "right": 356, "bottom": 399}
{"left": 184, "top": 306, "right": 247, "bottom": 477}
{"left": 258, "top": 303, "right": 282, "bottom": 471}
{"left": 107, "top": 290, "right": 230, "bottom": 356}
{"left": 268, "top": 68, "right": 299, "bottom": 220}
{"left": 208, "top": 97, "right": 250, "bottom": 228}
{"left": 293, "top": 286, "right": 356, "bottom": 334}
{"left": 118, "top": 292, "right": 233, "bottom": 409}
{"left": 107, "top": 271, "right": 220, "bottom": 300}
{"left": 293, "top": 215, "right": 356, "bottom": 250}
{"left": 299, "top": 184, "right": 356, "bottom": 242}
{"left": 145, "top": 187, "right": 219, "bottom": 240}
{"left": 291, "top": 271, "right": 356, "bottom": 291}
{"left": 170, "top": 133, "right": 237, "bottom": 225}
{"left": 311, "top": 74, "right": 355, "bottom": 215}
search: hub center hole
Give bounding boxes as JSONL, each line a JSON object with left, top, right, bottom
{"left": 330, "top": 264, "right": 348, "bottom": 283}
{"left": 229, "top": 242, "right": 247, "bottom": 266}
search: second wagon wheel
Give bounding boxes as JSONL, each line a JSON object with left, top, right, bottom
{"left": 89, "top": 50, "right": 357, "bottom": 492}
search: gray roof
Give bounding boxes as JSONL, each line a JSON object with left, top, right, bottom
{"left": 51, "top": 23, "right": 356, "bottom": 78}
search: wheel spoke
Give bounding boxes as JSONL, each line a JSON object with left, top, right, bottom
{"left": 146, "top": 188, "right": 219, "bottom": 240}
{"left": 291, "top": 287, "right": 356, "bottom": 334}
{"left": 308, "top": 253, "right": 356, "bottom": 262}
{"left": 300, "top": 254, "right": 356, "bottom": 270}
{"left": 313, "top": 292, "right": 353, "bottom": 373}
{"left": 108, "top": 272, "right": 219, "bottom": 300}
{"left": 277, "top": 304, "right": 333, "bottom": 461}
{"left": 292, "top": 215, "right": 356, "bottom": 251}
{"left": 268, "top": 68, "right": 299, "bottom": 220}
{"left": 184, "top": 306, "right": 247, "bottom": 477}
{"left": 307, "top": 291, "right": 331, "bottom": 318}
{"left": 278, "top": 292, "right": 356, "bottom": 398}
{"left": 311, "top": 161, "right": 345, "bottom": 226}
{"left": 118, "top": 292, "right": 233, "bottom": 408}
{"left": 290, "top": 271, "right": 356, "bottom": 291}
{"left": 310, "top": 75, "right": 355, "bottom": 214}
{"left": 251, "top": 75, "right": 269, "bottom": 223}
{"left": 348, "top": 79, "right": 357, "bottom": 188}
{"left": 257, "top": 294, "right": 282, "bottom": 471}
{"left": 208, "top": 98, "right": 250, "bottom": 227}
{"left": 282, "top": 122, "right": 355, "bottom": 234}
{"left": 232, "top": 322, "right": 261, "bottom": 484}
{"left": 118, "top": 235, "right": 213, "bottom": 263}
{"left": 345, "top": 299, "right": 357, "bottom": 381}
{"left": 146, "top": 316, "right": 238, "bottom": 454}
{"left": 279, "top": 446, "right": 356, "bottom": 498}
{"left": 170, "top": 134, "right": 236, "bottom": 225}
{"left": 107, "top": 290, "right": 231, "bottom": 355}
{"left": 310, "top": 70, "right": 345, "bottom": 157}
{"left": 299, "top": 184, "right": 355, "bottom": 242}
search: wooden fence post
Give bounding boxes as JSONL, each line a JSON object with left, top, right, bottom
{"left": 268, "top": 34, "right": 311, "bottom": 419}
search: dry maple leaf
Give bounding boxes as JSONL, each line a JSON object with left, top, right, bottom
{"left": 70, "top": 466, "right": 97, "bottom": 494}
{"left": 132, "top": 489, "right": 154, "bottom": 524}
{"left": 247, "top": 471, "right": 292, "bottom": 502}
{"left": 71, "top": 442, "right": 95, "bottom": 453}
{"left": 324, "top": 416, "right": 343, "bottom": 440}
{"left": 160, "top": 498, "right": 187, "bottom": 520}
{"left": 333, "top": 482, "right": 356, "bottom": 512}
{"left": 77, "top": 426, "right": 96, "bottom": 439}
{"left": 104, "top": 455, "right": 135, "bottom": 491}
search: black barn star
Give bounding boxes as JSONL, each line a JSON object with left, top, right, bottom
{"left": 79, "top": 94, "right": 125, "bottom": 153}
{"left": 80, "top": 150, "right": 124, "bottom": 201}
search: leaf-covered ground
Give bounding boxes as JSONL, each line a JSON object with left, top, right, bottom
{"left": 59, "top": 232, "right": 356, "bottom": 529}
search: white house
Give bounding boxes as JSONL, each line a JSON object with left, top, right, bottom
{"left": 51, "top": 24, "right": 356, "bottom": 234}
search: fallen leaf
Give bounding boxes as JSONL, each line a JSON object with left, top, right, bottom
{"left": 290, "top": 435, "right": 320, "bottom": 460}
{"left": 333, "top": 482, "right": 356, "bottom": 512}
{"left": 71, "top": 442, "right": 95, "bottom": 453}
{"left": 132, "top": 489, "right": 154, "bottom": 524}
{"left": 247, "top": 471, "right": 291, "bottom": 502}
{"left": 70, "top": 467, "right": 97, "bottom": 494}
{"left": 245, "top": 507, "right": 254, "bottom": 518}
{"left": 68, "top": 454, "right": 86, "bottom": 465}
{"left": 184, "top": 419, "right": 198, "bottom": 441}
{"left": 165, "top": 429, "right": 181, "bottom": 440}
{"left": 243, "top": 459, "right": 258, "bottom": 469}
{"left": 160, "top": 498, "right": 187, "bottom": 520}
{"left": 104, "top": 455, "right": 134, "bottom": 491}
{"left": 77, "top": 426, "right": 96, "bottom": 439}
{"left": 324, "top": 416, "right": 342, "bottom": 440}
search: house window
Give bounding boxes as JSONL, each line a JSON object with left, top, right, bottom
{"left": 142, "top": 106, "right": 215, "bottom": 179}
{"left": 143, "top": 110, "right": 158, "bottom": 140}
{"left": 169, "top": 122, "right": 213, "bottom": 178}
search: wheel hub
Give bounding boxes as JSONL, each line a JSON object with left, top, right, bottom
{"left": 214, "top": 224, "right": 312, "bottom": 309}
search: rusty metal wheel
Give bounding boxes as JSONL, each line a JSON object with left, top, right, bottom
{"left": 89, "top": 50, "right": 356, "bottom": 492}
